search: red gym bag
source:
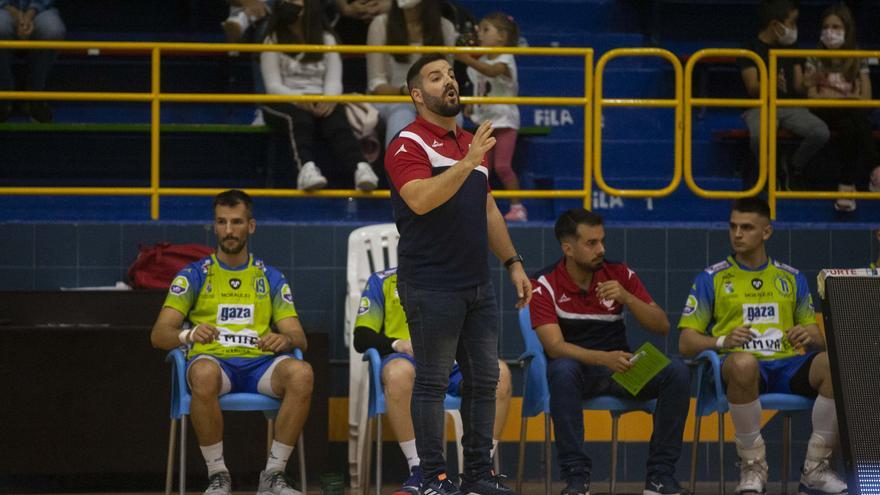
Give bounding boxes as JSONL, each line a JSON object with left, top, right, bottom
{"left": 127, "top": 242, "right": 214, "bottom": 289}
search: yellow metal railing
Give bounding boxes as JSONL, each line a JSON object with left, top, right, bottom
{"left": 768, "top": 48, "right": 880, "bottom": 218}
{"left": 684, "top": 49, "right": 768, "bottom": 198}
{"left": 593, "top": 48, "right": 683, "bottom": 198}
{"left": 0, "top": 41, "right": 593, "bottom": 219}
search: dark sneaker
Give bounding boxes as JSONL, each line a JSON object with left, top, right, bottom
{"left": 560, "top": 476, "right": 590, "bottom": 495}
{"left": 459, "top": 472, "right": 517, "bottom": 495}
{"left": 644, "top": 473, "right": 684, "bottom": 495}
{"left": 393, "top": 466, "right": 422, "bottom": 495}
{"left": 257, "top": 469, "right": 301, "bottom": 495}
{"left": 203, "top": 471, "right": 232, "bottom": 495}
{"left": 421, "top": 472, "right": 463, "bottom": 495}
{"left": 27, "top": 102, "right": 53, "bottom": 123}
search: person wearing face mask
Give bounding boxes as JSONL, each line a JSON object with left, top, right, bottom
{"left": 260, "top": 0, "right": 380, "bottom": 191}
{"left": 366, "top": 0, "right": 458, "bottom": 147}
{"left": 804, "top": 3, "right": 879, "bottom": 212}
{"left": 738, "top": 0, "right": 830, "bottom": 192}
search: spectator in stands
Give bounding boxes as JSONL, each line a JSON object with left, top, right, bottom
{"left": 260, "top": 0, "right": 380, "bottom": 191}
{"left": 457, "top": 13, "right": 526, "bottom": 222}
{"left": 150, "top": 189, "right": 313, "bottom": 495}
{"left": 0, "top": 0, "right": 65, "bottom": 123}
{"left": 366, "top": 0, "right": 457, "bottom": 146}
{"left": 353, "top": 267, "right": 512, "bottom": 495}
{"left": 804, "top": 3, "right": 879, "bottom": 212}
{"left": 327, "top": 0, "right": 389, "bottom": 93}
{"left": 739, "top": 0, "right": 829, "bottom": 190}
{"left": 223, "top": 0, "right": 272, "bottom": 42}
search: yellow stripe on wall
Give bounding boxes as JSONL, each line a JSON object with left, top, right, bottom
{"left": 328, "top": 398, "right": 777, "bottom": 442}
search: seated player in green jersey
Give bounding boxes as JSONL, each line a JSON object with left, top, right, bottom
{"left": 678, "top": 197, "right": 846, "bottom": 495}
{"left": 352, "top": 267, "right": 512, "bottom": 495}
{"left": 150, "top": 190, "right": 313, "bottom": 495}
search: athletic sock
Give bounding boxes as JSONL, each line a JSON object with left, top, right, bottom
{"left": 200, "top": 441, "right": 228, "bottom": 477}
{"left": 265, "top": 440, "right": 294, "bottom": 473}
{"left": 490, "top": 439, "right": 499, "bottom": 460}
{"left": 807, "top": 395, "right": 838, "bottom": 461}
{"left": 399, "top": 439, "right": 420, "bottom": 470}
{"left": 730, "top": 399, "right": 763, "bottom": 448}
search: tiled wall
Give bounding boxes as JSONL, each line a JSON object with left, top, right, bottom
{"left": 2, "top": 222, "right": 876, "bottom": 363}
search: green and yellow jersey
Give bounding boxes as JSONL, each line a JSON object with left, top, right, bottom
{"left": 163, "top": 254, "right": 298, "bottom": 360}
{"left": 354, "top": 268, "right": 410, "bottom": 342}
{"left": 678, "top": 256, "right": 815, "bottom": 360}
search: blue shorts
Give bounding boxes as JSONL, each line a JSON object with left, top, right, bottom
{"left": 186, "top": 353, "right": 293, "bottom": 397}
{"left": 381, "top": 352, "right": 463, "bottom": 396}
{"left": 721, "top": 351, "right": 818, "bottom": 397}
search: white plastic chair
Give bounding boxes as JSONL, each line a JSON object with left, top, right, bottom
{"left": 345, "top": 224, "right": 464, "bottom": 492}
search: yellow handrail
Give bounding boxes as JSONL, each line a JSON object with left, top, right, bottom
{"left": 768, "top": 48, "right": 880, "bottom": 218}
{"left": 0, "top": 41, "right": 593, "bottom": 219}
{"left": 593, "top": 48, "right": 683, "bottom": 198}
{"left": 684, "top": 49, "right": 768, "bottom": 198}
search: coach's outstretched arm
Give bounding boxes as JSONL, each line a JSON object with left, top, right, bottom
{"left": 486, "top": 193, "right": 531, "bottom": 309}
{"left": 398, "top": 121, "right": 496, "bottom": 215}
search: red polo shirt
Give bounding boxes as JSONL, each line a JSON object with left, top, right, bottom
{"left": 529, "top": 258, "right": 653, "bottom": 352}
{"left": 384, "top": 116, "right": 491, "bottom": 290}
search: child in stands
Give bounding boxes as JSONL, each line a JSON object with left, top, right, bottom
{"left": 456, "top": 13, "right": 526, "bottom": 222}
{"left": 804, "top": 3, "right": 879, "bottom": 212}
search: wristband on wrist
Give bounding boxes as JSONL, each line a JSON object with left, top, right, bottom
{"left": 504, "top": 254, "right": 524, "bottom": 269}
{"left": 179, "top": 327, "right": 195, "bottom": 345}
{"left": 716, "top": 335, "right": 727, "bottom": 349}
{"left": 391, "top": 339, "right": 401, "bottom": 352}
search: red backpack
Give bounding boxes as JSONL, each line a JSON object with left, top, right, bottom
{"left": 127, "top": 242, "right": 215, "bottom": 289}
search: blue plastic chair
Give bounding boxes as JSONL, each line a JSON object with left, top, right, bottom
{"left": 515, "top": 307, "right": 657, "bottom": 495}
{"left": 689, "top": 349, "right": 815, "bottom": 495}
{"left": 164, "top": 347, "right": 308, "bottom": 495}
{"left": 361, "top": 347, "right": 464, "bottom": 495}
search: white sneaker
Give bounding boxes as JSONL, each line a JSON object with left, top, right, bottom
{"left": 354, "top": 162, "right": 378, "bottom": 191}
{"left": 834, "top": 184, "right": 856, "bottom": 212}
{"left": 204, "top": 471, "right": 232, "bottom": 495}
{"left": 504, "top": 204, "right": 528, "bottom": 222}
{"left": 297, "top": 161, "right": 327, "bottom": 191}
{"left": 257, "top": 469, "right": 302, "bottom": 495}
{"left": 799, "top": 458, "right": 848, "bottom": 495}
{"left": 735, "top": 438, "right": 768, "bottom": 494}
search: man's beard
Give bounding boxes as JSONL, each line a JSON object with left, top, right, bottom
{"left": 575, "top": 258, "right": 603, "bottom": 273}
{"left": 218, "top": 236, "right": 247, "bottom": 255}
{"left": 423, "top": 87, "right": 461, "bottom": 117}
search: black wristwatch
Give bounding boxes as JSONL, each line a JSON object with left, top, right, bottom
{"left": 504, "top": 254, "right": 524, "bottom": 269}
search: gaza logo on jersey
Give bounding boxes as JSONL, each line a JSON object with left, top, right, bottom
{"left": 358, "top": 297, "right": 370, "bottom": 316}
{"left": 742, "top": 303, "right": 779, "bottom": 324}
{"left": 217, "top": 304, "right": 255, "bottom": 324}
{"left": 682, "top": 295, "right": 698, "bottom": 316}
{"left": 281, "top": 283, "right": 294, "bottom": 304}
{"left": 170, "top": 276, "right": 189, "bottom": 295}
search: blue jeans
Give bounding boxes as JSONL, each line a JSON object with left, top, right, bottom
{"left": 398, "top": 279, "right": 499, "bottom": 482}
{"left": 0, "top": 8, "right": 65, "bottom": 92}
{"left": 547, "top": 356, "right": 691, "bottom": 481}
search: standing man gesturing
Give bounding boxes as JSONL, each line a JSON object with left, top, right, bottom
{"left": 384, "top": 53, "right": 531, "bottom": 495}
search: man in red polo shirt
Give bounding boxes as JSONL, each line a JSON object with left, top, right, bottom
{"left": 529, "top": 209, "right": 690, "bottom": 495}
{"left": 384, "top": 53, "right": 531, "bottom": 495}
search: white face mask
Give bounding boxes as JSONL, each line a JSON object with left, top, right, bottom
{"left": 821, "top": 28, "right": 845, "bottom": 48}
{"left": 776, "top": 23, "right": 798, "bottom": 46}
{"left": 396, "top": 0, "right": 421, "bottom": 9}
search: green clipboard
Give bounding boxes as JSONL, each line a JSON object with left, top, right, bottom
{"left": 611, "top": 342, "right": 671, "bottom": 396}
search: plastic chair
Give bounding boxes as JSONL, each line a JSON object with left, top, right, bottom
{"left": 345, "top": 223, "right": 400, "bottom": 488}
{"left": 164, "top": 347, "right": 307, "bottom": 495}
{"left": 515, "top": 307, "right": 656, "bottom": 495}
{"left": 689, "top": 349, "right": 815, "bottom": 495}
{"left": 361, "top": 348, "right": 465, "bottom": 495}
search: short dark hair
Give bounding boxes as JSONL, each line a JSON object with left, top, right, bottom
{"left": 758, "top": 0, "right": 797, "bottom": 30}
{"left": 406, "top": 53, "right": 447, "bottom": 93}
{"left": 732, "top": 197, "right": 771, "bottom": 220}
{"left": 554, "top": 208, "right": 604, "bottom": 243}
{"left": 213, "top": 189, "right": 253, "bottom": 218}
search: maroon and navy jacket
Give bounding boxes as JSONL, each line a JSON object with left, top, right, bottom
{"left": 384, "top": 116, "right": 491, "bottom": 290}
{"left": 529, "top": 258, "right": 653, "bottom": 352}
